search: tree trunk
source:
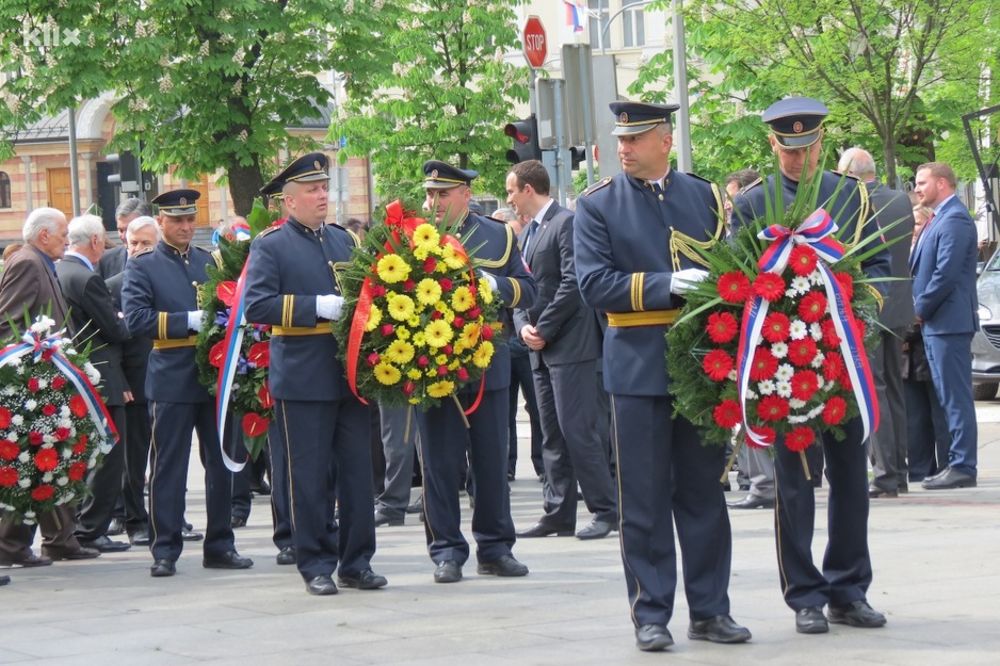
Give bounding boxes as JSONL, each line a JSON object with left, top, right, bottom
{"left": 882, "top": 142, "right": 897, "bottom": 190}
{"left": 226, "top": 159, "right": 266, "bottom": 217}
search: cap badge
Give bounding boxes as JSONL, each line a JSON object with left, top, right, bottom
{"left": 430, "top": 169, "right": 439, "bottom": 178}
{"left": 313, "top": 160, "right": 321, "bottom": 170}
{"left": 792, "top": 121, "right": 804, "bottom": 133}
{"left": 619, "top": 112, "right": 629, "bottom": 123}
{"left": 179, "top": 197, "right": 187, "bottom": 205}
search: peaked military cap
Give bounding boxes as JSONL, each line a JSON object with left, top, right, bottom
{"left": 152, "top": 189, "right": 200, "bottom": 217}
{"left": 762, "top": 97, "right": 829, "bottom": 148}
{"left": 609, "top": 101, "right": 679, "bottom": 136}
{"left": 259, "top": 178, "right": 284, "bottom": 199}
{"left": 423, "top": 160, "right": 478, "bottom": 189}
{"left": 271, "top": 152, "right": 330, "bottom": 188}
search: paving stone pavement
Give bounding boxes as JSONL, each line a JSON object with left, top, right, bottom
{"left": 2, "top": 404, "right": 1000, "bottom": 665}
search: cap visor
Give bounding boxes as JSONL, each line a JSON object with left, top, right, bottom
{"left": 611, "top": 124, "right": 659, "bottom": 137}
{"left": 774, "top": 131, "right": 821, "bottom": 149}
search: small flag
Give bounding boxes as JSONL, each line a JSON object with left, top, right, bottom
{"left": 564, "top": 0, "right": 586, "bottom": 33}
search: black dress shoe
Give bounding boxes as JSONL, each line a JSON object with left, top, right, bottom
{"left": 635, "top": 624, "right": 673, "bottom": 651}
{"left": 78, "top": 535, "right": 131, "bottom": 553}
{"left": 0, "top": 575, "right": 9, "bottom": 586}
{"left": 688, "top": 614, "right": 752, "bottom": 643}
{"left": 868, "top": 485, "right": 898, "bottom": 498}
{"left": 828, "top": 600, "right": 886, "bottom": 628}
{"left": 477, "top": 554, "right": 528, "bottom": 577}
{"left": 406, "top": 497, "right": 423, "bottom": 514}
{"left": 181, "top": 528, "right": 204, "bottom": 542}
{"left": 795, "top": 606, "right": 829, "bottom": 634}
{"left": 306, "top": 575, "right": 338, "bottom": 595}
{"left": 106, "top": 517, "right": 125, "bottom": 536}
{"left": 250, "top": 479, "right": 271, "bottom": 496}
{"left": 231, "top": 515, "right": 248, "bottom": 528}
{"left": 516, "top": 521, "right": 574, "bottom": 538}
{"left": 276, "top": 546, "right": 297, "bottom": 566}
{"left": 373, "top": 509, "right": 404, "bottom": 527}
{"left": 922, "top": 467, "right": 977, "bottom": 490}
{"left": 41, "top": 546, "right": 100, "bottom": 561}
{"left": 728, "top": 495, "right": 775, "bottom": 509}
{"left": 576, "top": 518, "right": 615, "bottom": 540}
{"left": 507, "top": 470, "right": 516, "bottom": 481}
{"left": 434, "top": 560, "right": 463, "bottom": 583}
{"left": 129, "top": 530, "right": 151, "bottom": 547}
{"left": 338, "top": 569, "right": 388, "bottom": 590}
{"left": 150, "top": 559, "right": 176, "bottom": 577}
{"left": 203, "top": 551, "right": 254, "bottom": 569}
{"left": 0, "top": 550, "right": 52, "bottom": 567}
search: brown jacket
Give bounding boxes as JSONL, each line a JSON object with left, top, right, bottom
{"left": 0, "top": 245, "right": 69, "bottom": 342}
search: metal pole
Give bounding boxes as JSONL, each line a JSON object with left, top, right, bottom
{"left": 672, "top": 0, "right": 692, "bottom": 172}
{"left": 67, "top": 106, "right": 81, "bottom": 216}
{"left": 552, "top": 79, "right": 567, "bottom": 205}
{"left": 601, "top": 0, "right": 656, "bottom": 54}
{"left": 579, "top": 47, "right": 596, "bottom": 186}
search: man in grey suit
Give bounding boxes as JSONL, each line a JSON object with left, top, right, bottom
{"left": 839, "top": 148, "right": 915, "bottom": 497}
{"left": 911, "top": 162, "right": 979, "bottom": 490}
{"left": 509, "top": 160, "right": 617, "bottom": 540}
{"left": 98, "top": 197, "right": 150, "bottom": 281}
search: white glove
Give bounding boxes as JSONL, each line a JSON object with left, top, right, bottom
{"left": 670, "top": 268, "right": 709, "bottom": 295}
{"left": 316, "top": 294, "right": 344, "bottom": 321}
{"left": 187, "top": 310, "right": 204, "bottom": 332}
{"left": 479, "top": 271, "right": 498, "bottom": 292}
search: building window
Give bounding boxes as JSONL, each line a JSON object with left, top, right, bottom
{"left": 0, "top": 172, "right": 10, "bottom": 209}
{"left": 622, "top": 0, "right": 646, "bottom": 48}
{"left": 588, "top": 0, "right": 609, "bottom": 50}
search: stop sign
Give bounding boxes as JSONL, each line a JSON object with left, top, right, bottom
{"left": 522, "top": 16, "right": 547, "bottom": 69}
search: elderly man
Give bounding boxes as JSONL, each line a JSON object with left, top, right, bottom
{"left": 99, "top": 197, "right": 151, "bottom": 280}
{"left": 0, "top": 208, "right": 100, "bottom": 566}
{"left": 57, "top": 215, "right": 131, "bottom": 552}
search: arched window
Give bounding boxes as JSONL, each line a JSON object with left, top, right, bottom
{"left": 0, "top": 172, "right": 10, "bottom": 209}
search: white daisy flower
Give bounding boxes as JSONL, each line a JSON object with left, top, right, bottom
{"left": 771, "top": 342, "right": 788, "bottom": 359}
{"left": 11, "top": 414, "right": 23, "bottom": 426}
{"left": 758, "top": 380, "right": 776, "bottom": 395}
{"left": 775, "top": 364, "right": 795, "bottom": 382}
{"left": 789, "top": 398, "right": 807, "bottom": 409}
{"left": 810, "top": 322, "right": 823, "bottom": 341}
{"left": 776, "top": 380, "right": 792, "bottom": 398}
{"left": 37, "top": 378, "right": 48, "bottom": 390}
{"left": 785, "top": 288, "right": 798, "bottom": 299}
{"left": 56, "top": 476, "right": 68, "bottom": 487}
{"left": 791, "top": 276, "right": 811, "bottom": 295}
{"left": 42, "top": 472, "right": 53, "bottom": 483}
{"left": 18, "top": 451, "right": 29, "bottom": 463}
{"left": 25, "top": 399, "right": 37, "bottom": 411}
{"left": 745, "top": 388, "right": 758, "bottom": 399}
{"left": 788, "top": 415, "right": 807, "bottom": 424}
{"left": 808, "top": 270, "right": 824, "bottom": 286}
{"left": 18, "top": 478, "right": 31, "bottom": 489}
{"left": 810, "top": 352, "right": 825, "bottom": 368}
{"left": 789, "top": 320, "right": 808, "bottom": 340}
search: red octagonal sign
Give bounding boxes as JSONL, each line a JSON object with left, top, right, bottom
{"left": 522, "top": 16, "right": 547, "bottom": 69}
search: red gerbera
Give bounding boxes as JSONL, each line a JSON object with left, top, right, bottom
{"left": 68, "top": 461, "right": 88, "bottom": 481}
{"left": 822, "top": 352, "right": 845, "bottom": 382}
{"left": 0, "top": 407, "right": 11, "bottom": 428}
{"left": 757, "top": 395, "right": 790, "bottom": 422}
{"left": 467, "top": 307, "right": 482, "bottom": 319}
{"left": 789, "top": 245, "right": 818, "bottom": 276}
{"left": 34, "top": 448, "right": 59, "bottom": 472}
{"left": 31, "top": 484, "right": 55, "bottom": 501}
{"left": 42, "top": 404, "right": 57, "bottom": 417}
{"left": 713, "top": 399, "right": 742, "bottom": 429}
{"left": 790, "top": 370, "right": 821, "bottom": 401}
{"left": 439, "top": 278, "right": 453, "bottom": 292}
{"left": 371, "top": 284, "right": 387, "bottom": 298}
{"left": 247, "top": 341, "right": 270, "bottom": 369}
{"left": 28, "top": 432, "right": 44, "bottom": 446}
{"left": 753, "top": 272, "right": 786, "bottom": 302}
{"left": 788, "top": 338, "right": 819, "bottom": 367}
{"left": 706, "top": 311, "right": 739, "bottom": 344}
{"left": 702, "top": 350, "right": 734, "bottom": 382}
{"left": 820, "top": 318, "right": 841, "bottom": 348}
{"left": 785, "top": 426, "right": 816, "bottom": 452}
{"left": 72, "top": 435, "right": 88, "bottom": 455}
{"left": 762, "top": 312, "right": 791, "bottom": 343}
{"left": 453, "top": 316, "right": 465, "bottom": 329}
{"left": 0, "top": 440, "right": 18, "bottom": 461}
{"left": 835, "top": 272, "right": 854, "bottom": 300}
{"left": 798, "top": 291, "right": 828, "bottom": 324}
{"left": 822, "top": 396, "right": 848, "bottom": 425}
{"left": 749, "top": 348, "right": 779, "bottom": 381}
{"left": 0, "top": 466, "right": 18, "bottom": 487}
{"left": 718, "top": 271, "right": 751, "bottom": 303}
{"left": 51, "top": 376, "right": 67, "bottom": 390}
{"left": 54, "top": 427, "right": 71, "bottom": 441}
{"left": 27, "top": 377, "right": 40, "bottom": 393}
{"left": 748, "top": 425, "right": 776, "bottom": 449}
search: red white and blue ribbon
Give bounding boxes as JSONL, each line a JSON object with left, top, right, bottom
{"left": 0, "top": 328, "right": 119, "bottom": 445}
{"left": 215, "top": 261, "right": 251, "bottom": 473}
{"left": 735, "top": 208, "right": 879, "bottom": 447}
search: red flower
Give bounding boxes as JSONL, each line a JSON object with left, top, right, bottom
{"left": 28, "top": 432, "right": 44, "bottom": 446}
{"left": 788, "top": 338, "right": 819, "bottom": 367}
{"left": 380, "top": 324, "right": 395, "bottom": 337}
{"left": 417, "top": 355, "right": 430, "bottom": 368}
{"left": 51, "top": 376, "right": 67, "bottom": 390}
{"left": 453, "top": 316, "right": 465, "bottom": 329}
{"left": 467, "top": 307, "right": 482, "bottom": 319}
{"left": 371, "top": 284, "right": 387, "bottom": 298}
{"left": 756, "top": 395, "right": 790, "bottom": 422}
{"left": 456, "top": 367, "right": 470, "bottom": 382}
{"left": 718, "top": 271, "right": 751, "bottom": 303}
{"left": 34, "top": 448, "right": 59, "bottom": 472}
{"left": 820, "top": 318, "right": 841, "bottom": 348}
{"left": 749, "top": 348, "right": 779, "bottom": 381}
{"left": 442, "top": 344, "right": 453, "bottom": 356}
{"left": 798, "top": 292, "right": 828, "bottom": 324}
{"left": 481, "top": 324, "right": 494, "bottom": 341}
{"left": 706, "top": 311, "right": 738, "bottom": 344}
{"left": 822, "top": 396, "right": 848, "bottom": 425}
{"left": 713, "top": 400, "right": 741, "bottom": 429}
{"left": 468, "top": 281, "right": 478, "bottom": 296}
{"left": 437, "top": 365, "right": 449, "bottom": 376}
{"left": 31, "top": 484, "right": 55, "bottom": 501}
{"left": 423, "top": 257, "right": 438, "bottom": 273}
{"left": 248, "top": 341, "right": 270, "bottom": 369}
{"left": 72, "top": 435, "right": 89, "bottom": 455}
{"left": 208, "top": 340, "right": 227, "bottom": 369}
{"left": 27, "top": 377, "right": 40, "bottom": 393}
{"left": 748, "top": 425, "right": 776, "bottom": 448}
{"left": 785, "top": 426, "right": 816, "bottom": 452}
{"left": 835, "top": 272, "right": 854, "bottom": 300}
{"left": 216, "top": 281, "right": 237, "bottom": 307}
{"left": 42, "top": 403, "right": 57, "bottom": 417}
{"left": 822, "top": 352, "right": 845, "bottom": 382}
{"left": 68, "top": 461, "right": 87, "bottom": 481}
{"left": 431, "top": 311, "right": 443, "bottom": 320}
{"left": 762, "top": 312, "right": 791, "bottom": 343}
{"left": 790, "top": 370, "right": 820, "bottom": 401}
{"left": 366, "top": 353, "right": 380, "bottom": 367}
{"left": 753, "top": 272, "right": 786, "bottom": 302}
{"left": 0, "top": 407, "right": 11, "bottom": 428}
{"left": 789, "top": 245, "right": 818, "bottom": 276}
{"left": 403, "top": 279, "right": 416, "bottom": 292}
{"left": 257, "top": 383, "right": 274, "bottom": 410}
{"left": 402, "top": 381, "right": 416, "bottom": 396}
{"left": 0, "top": 440, "right": 18, "bottom": 461}
{"left": 702, "top": 350, "right": 734, "bottom": 382}
{"left": 0, "top": 466, "right": 17, "bottom": 487}
{"left": 241, "top": 413, "right": 270, "bottom": 439}
{"left": 439, "top": 278, "right": 453, "bottom": 292}
{"left": 54, "top": 427, "right": 71, "bottom": 441}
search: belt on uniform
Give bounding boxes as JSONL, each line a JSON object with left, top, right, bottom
{"left": 152, "top": 335, "right": 199, "bottom": 350}
{"left": 606, "top": 309, "right": 680, "bottom": 327}
{"left": 271, "top": 324, "right": 331, "bottom": 337}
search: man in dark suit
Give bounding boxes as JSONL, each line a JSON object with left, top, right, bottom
{"left": 911, "top": 162, "right": 979, "bottom": 490}
{"left": 508, "top": 160, "right": 617, "bottom": 540}
{"left": 839, "top": 147, "right": 916, "bottom": 498}
{"left": 98, "top": 198, "right": 150, "bottom": 281}
{"left": 57, "top": 214, "right": 131, "bottom": 553}
{"left": 0, "top": 207, "right": 100, "bottom": 566}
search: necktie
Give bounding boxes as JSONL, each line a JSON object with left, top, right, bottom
{"left": 522, "top": 220, "right": 539, "bottom": 255}
{"left": 649, "top": 180, "right": 664, "bottom": 200}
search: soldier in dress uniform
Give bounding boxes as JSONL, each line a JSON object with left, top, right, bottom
{"left": 415, "top": 160, "right": 536, "bottom": 584}
{"left": 732, "top": 97, "right": 890, "bottom": 634}
{"left": 574, "top": 102, "right": 752, "bottom": 651}
{"left": 244, "top": 153, "right": 385, "bottom": 596}
{"left": 122, "top": 189, "right": 253, "bottom": 578}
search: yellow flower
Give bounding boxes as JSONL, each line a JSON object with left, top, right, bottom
{"left": 374, "top": 362, "right": 402, "bottom": 385}
{"left": 425, "top": 367, "right": 438, "bottom": 378}
{"left": 478, "top": 278, "right": 494, "bottom": 305}
{"left": 376, "top": 254, "right": 410, "bottom": 284}
{"left": 424, "top": 320, "right": 453, "bottom": 348}
{"left": 460, "top": 323, "right": 480, "bottom": 347}
{"left": 448, "top": 359, "right": 460, "bottom": 370}
{"left": 408, "top": 396, "right": 421, "bottom": 405}
{"left": 413, "top": 246, "right": 430, "bottom": 261}
{"left": 412, "top": 332, "right": 426, "bottom": 347}
{"left": 435, "top": 354, "right": 448, "bottom": 365}
{"left": 386, "top": 340, "right": 415, "bottom": 364}
{"left": 413, "top": 224, "right": 440, "bottom": 249}
{"left": 472, "top": 340, "right": 495, "bottom": 368}
{"left": 407, "top": 369, "right": 423, "bottom": 380}
{"left": 365, "top": 306, "right": 382, "bottom": 332}
{"left": 443, "top": 309, "right": 455, "bottom": 323}
{"left": 453, "top": 340, "right": 466, "bottom": 354}
{"left": 427, "top": 380, "right": 455, "bottom": 398}
{"left": 441, "top": 244, "right": 467, "bottom": 269}
{"left": 396, "top": 327, "right": 410, "bottom": 341}
{"left": 451, "top": 286, "right": 474, "bottom": 312}
{"left": 387, "top": 294, "right": 415, "bottom": 321}
{"left": 408, "top": 316, "right": 421, "bottom": 328}
{"left": 416, "top": 278, "right": 442, "bottom": 306}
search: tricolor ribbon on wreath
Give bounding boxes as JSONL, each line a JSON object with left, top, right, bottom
{"left": 214, "top": 260, "right": 252, "bottom": 473}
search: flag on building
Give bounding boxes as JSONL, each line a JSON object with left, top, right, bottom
{"left": 564, "top": 0, "right": 586, "bottom": 33}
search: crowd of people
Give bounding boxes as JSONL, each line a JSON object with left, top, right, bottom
{"left": 0, "top": 95, "right": 982, "bottom": 654}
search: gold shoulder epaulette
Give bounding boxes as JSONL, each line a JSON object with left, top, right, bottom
{"left": 133, "top": 247, "right": 154, "bottom": 259}
{"left": 742, "top": 177, "right": 763, "bottom": 192}
{"left": 581, "top": 177, "right": 612, "bottom": 197}
{"left": 685, "top": 172, "right": 714, "bottom": 186}
{"left": 257, "top": 225, "right": 281, "bottom": 239}
{"left": 831, "top": 170, "right": 860, "bottom": 181}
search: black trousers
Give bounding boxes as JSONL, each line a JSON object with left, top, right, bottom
{"left": 265, "top": 422, "right": 293, "bottom": 551}
{"left": 121, "top": 400, "right": 152, "bottom": 534}
{"left": 508, "top": 353, "right": 543, "bottom": 477}
{"left": 76, "top": 405, "right": 127, "bottom": 541}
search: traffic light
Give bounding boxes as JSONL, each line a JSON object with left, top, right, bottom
{"left": 504, "top": 115, "right": 542, "bottom": 164}
{"left": 570, "top": 146, "right": 587, "bottom": 171}
{"left": 106, "top": 151, "right": 141, "bottom": 193}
